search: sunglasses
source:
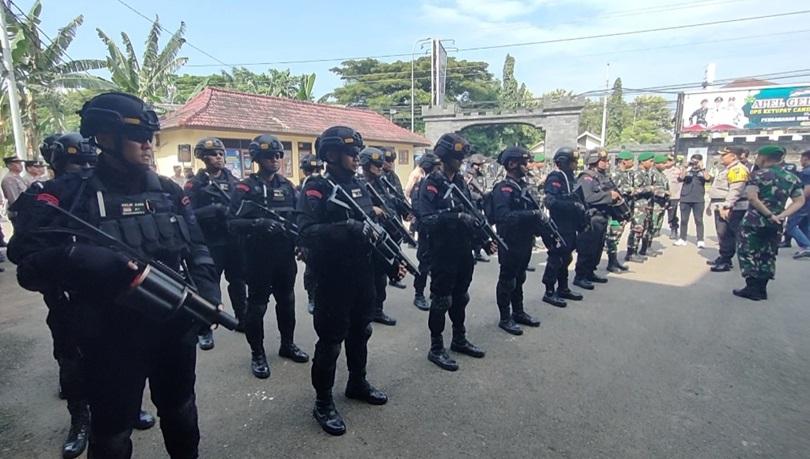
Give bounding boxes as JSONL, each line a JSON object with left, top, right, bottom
{"left": 206, "top": 150, "right": 225, "bottom": 157}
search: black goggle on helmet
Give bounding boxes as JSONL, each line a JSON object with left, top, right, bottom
{"left": 315, "top": 126, "right": 365, "bottom": 162}
{"left": 50, "top": 133, "right": 98, "bottom": 170}
{"left": 39, "top": 133, "right": 63, "bottom": 164}
{"left": 248, "top": 134, "right": 285, "bottom": 161}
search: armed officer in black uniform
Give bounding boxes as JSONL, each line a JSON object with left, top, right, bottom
{"left": 185, "top": 137, "right": 247, "bottom": 350}
{"left": 229, "top": 134, "right": 309, "bottom": 379}
{"left": 542, "top": 147, "right": 586, "bottom": 308}
{"left": 418, "top": 133, "right": 496, "bottom": 372}
{"left": 298, "top": 154, "right": 323, "bottom": 315}
{"left": 411, "top": 152, "right": 441, "bottom": 311}
{"left": 359, "top": 147, "right": 399, "bottom": 326}
{"left": 381, "top": 146, "right": 410, "bottom": 289}
{"left": 490, "top": 146, "right": 543, "bottom": 336}
{"left": 8, "top": 92, "right": 221, "bottom": 458}
{"left": 298, "top": 126, "right": 389, "bottom": 436}
{"left": 573, "top": 149, "right": 619, "bottom": 290}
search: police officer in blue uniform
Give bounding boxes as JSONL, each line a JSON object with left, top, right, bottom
{"left": 229, "top": 134, "right": 309, "bottom": 379}
{"left": 185, "top": 137, "right": 247, "bottom": 350}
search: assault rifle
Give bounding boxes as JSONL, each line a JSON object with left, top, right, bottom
{"left": 379, "top": 175, "right": 415, "bottom": 216}
{"left": 364, "top": 181, "right": 418, "bottom": 247}
{"left": 509, "top": 179, "right": 566, "bottom": 250}
{"left": 443, "top": 183, "right": 509, "bottom": 252}
{"left": 325, "top": 179, "right": 419, "bottom": 278}
{"left": 231, "top": 199, "right": 300, "bottom": 239}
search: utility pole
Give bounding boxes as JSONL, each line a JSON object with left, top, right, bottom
{"left": 600, "top": 62, "right": 610, "bottom": 148}
{"left": 411, "top": 37, "right": 431, "bottom": 132}
{"left": 0, "top": 1, "right": 27, "bottom": 159}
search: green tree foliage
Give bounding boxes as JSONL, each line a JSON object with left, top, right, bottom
{"left": 498, "top": 54, "right": 536, "bottom": 109}
{"left": 1, "top": 1, "right": 111, "bottom": 155}
{"left": 172, "top": 67, "right": 317, "bottom": 102}
{"left": 97, "top": 16, "right": 187, "bottom": 104}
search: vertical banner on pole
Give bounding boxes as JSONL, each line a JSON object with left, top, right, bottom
{"left": 431, "top": 39, "right": 447, "bottom": 107}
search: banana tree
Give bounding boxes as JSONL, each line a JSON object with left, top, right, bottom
{"left": 1, "top": 1, "right": 111, "bottom": 155}
{"left": 296, "top": 73, "right": 316, "bottom": 101}
{"left": 97, "top": 16, "right": 188, "bottom": 104}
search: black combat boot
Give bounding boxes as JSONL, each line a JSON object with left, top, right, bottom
{"left": 345, "top": 376, "right": 388, "bottom": 405}
{"left": 498, "top": 306, "right": 523, "bottom": 335}
{"left": 450, "top": 331, "right": 485, "bottom": 358}
{"left": 427, "top": 336, "right": 458, "bottom": 371}
{"left": 251, "top": 351, "right": 271, "bottom": 379}
{"left": 389, "top": 278, "right": 407, "bottom": 289}
{"left": 586, "top": 272, "right": 608, "bottom": 283}
{"left": 557, "top": 280, "right": 584, "bottom": 301}
{"left": 732, "top": 277, "right": 765, "bottom": 301}
{"left": 625, "top": 247, "right": 647, "bottom": 263}
{"left": 313, "top": 396, "right": 346, "bottom": 436}
{"left": 639, "top": 240, "right": 650, "bottom": 256}
{"left": 63, "top": 401, "right": 89, "bottom": 459}
{"left": 760, "top": 278, "right": 769, "bottom": 300}
{"left": 197, "top": 330, "right": 214, "bottom": 351}
{"left": 279, "top": 342, "right": 309, "bottom": 363}
{"left": 512, "top": 307, "right": 540, "bottom": 327}
{"left": 711, "top": 260, "right": 733, "bottom": 272}
{"left": 542, "top": 285, "right": 567, "bottom": 308}
{"left": 573, "top": 276, "right": 594, "bottom": 290}
{"left": 413, "top": 292, "right": 429, "bottom": 311}
{"left": 372, "top": 309, "right": 397, "bottom": 326}
{"left": 134, "top": 409, "right": 156, "bottom": 430}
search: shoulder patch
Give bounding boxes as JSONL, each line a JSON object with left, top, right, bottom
{"left": 181, "top": 196, "right": 191, "bottom": 207}
{"left": 236, "top": 183, "right": 251, "bottom": 193}
{"left": 551, "top": 181, "right": 562, "bottom": 188}
{"left": 305, "top": 189, "right": 323, "bottom": 199}
{"left": 728, "top": 165, "right": 749, "bottom": 184}
{"left": 426, "top": 184, "right": 439, "bottom": 194}
{"left": 583, "top": 176, "right": 593, "bottom": 181}
{"left": 36, "top": 193, "right": 59, "bottom": 206}
{"left": 501, "top": 186, "right": 513, "bottom": 193}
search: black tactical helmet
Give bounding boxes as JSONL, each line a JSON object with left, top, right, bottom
{"left": 497, "top": 146, "right": 531, "bottom": 166}
{"left": 39, "top": 133, "right": 63, "bottom": 163}
{"left": 248, "top": 134, "right": 285, "bottom": 161}
{"left": 299, "top": 154, "right": 323, "bottom": 172}
{"left": 434, "top": 133, "right": 471, "bottom": 160}
{"left": 315, "top": 126, "right": 364, "bottom": 161}
{"left": 359, "top": 147, "right": 385, "bottom": 168}
{"left": 419, "top": 152, "right": 441, "bottom": 171}
{"left": 50, "top": 133, "right": 97, "bottom": 169}
{"left": 78, "top": 92, "right": 159, "bottom": 141}
{"left": 382, "top": 147, "right": 396, "bottom": 162}
{"left": 584, "top": 148, "right": 608, "bottom": 166}
{"left": 194, "top": 137, "right": 226, "bottom": 159}
{"left": 553, "top": 147, "right": 576, "bottom": 165}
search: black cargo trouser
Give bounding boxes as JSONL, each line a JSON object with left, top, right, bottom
{"left": 311, "top": 262, "right": 376, "bottom": 399}
{"left": 428, "top": 249, "right": 475, "bottom": 340}
{"left": 543, "top": 231, "right": 577, "bottom": 291}
{"left": 413, "top": 230, "right": 431, "bottom": 295}
{"left": 244, "top": 248, "right": 298, "bottom": 354}
{"left": 44, "top": 290, "right": 85, "bottom": 406}
{"left": 575, "top": 213, "right": 608, "bottom": 277}
{"left": 83, "top": 330, "right": 199, "bottom": 459}
{"left": 207, "top": 241, "right": 247, "bottom": 325}
{"left": 496, "top": 239, "right": 532, "bottom": 316}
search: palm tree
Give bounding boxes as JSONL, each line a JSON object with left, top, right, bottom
{"left": 1, "top": 1, "right": 111, "bottom": 154}
{"left": 97, "top": 16, "right": 188, "bottom": 104}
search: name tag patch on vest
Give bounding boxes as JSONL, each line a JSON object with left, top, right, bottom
{"left": 121, "top": 201, "right": 149, "bottom": 216}
{"left": 219, "top": 183, "right": 230, "bottom": 192}
{"left": 351, "top": 188, "right": 363, "bottom": 199}
{"left": 272, "top": 188, "right": 285, "bottom": 201}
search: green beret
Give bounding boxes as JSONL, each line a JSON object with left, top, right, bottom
{"left": 617, "top": 151, "right": 633, "bottom": 160}
{"left": 757, "top": 144, "right": 786, "bottom": 157}
{"left": 654, "top": 154, "right": 669, "bottom": 164}
{"left": 533, "top": 153, "right": 545, "bottom": 162}
{"left": 638, "top": 151, "right": 655, "bottom": 162}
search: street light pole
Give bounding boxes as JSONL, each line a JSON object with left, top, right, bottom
{"left": 0, "top": 2, "right": 28, "bottom": 159}
{"left": 600, "top": 62, "right": 610, "bottom": 147}
{"left": 411, "top": 37, "right": 431, "bottom": 132}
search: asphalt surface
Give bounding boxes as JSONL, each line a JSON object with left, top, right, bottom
{"left": 1, "top": 222, "right": 809, "bottom": 458}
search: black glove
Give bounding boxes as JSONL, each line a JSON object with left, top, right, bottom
{"left": 457, "top": 212, "right": 478, "bottom": 229}
{"left": 345, "top": 220, "right": 376, "bottom": 240}
{"left": 63, "top": 243, "right": 139, "bottom": 300}
{"left": 16, "top": 247, "right": 65, "bottom": 293}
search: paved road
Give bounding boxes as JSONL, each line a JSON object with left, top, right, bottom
{"left": 1, "top": 227, "right": 809, "bottom": 458}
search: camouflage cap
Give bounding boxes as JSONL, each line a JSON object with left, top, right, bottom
{"left": 638, "top": 151, "right": 655, "bottom": 162}
{"left": 757, "top": 144, "right": 786, "bottom": 157}
{"left": 617, "top": 151, "right": 634, "bottom": 160}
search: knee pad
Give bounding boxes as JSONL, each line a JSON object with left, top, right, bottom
{"left": 431, "top": 295, "right": 451, "bottom": 313}
{"left": 453, "top": 293, "right": 470, "bottom": 309}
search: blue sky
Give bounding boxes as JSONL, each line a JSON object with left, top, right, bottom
{"left": 21, "top": 0, "right": 810, "bottom": 102}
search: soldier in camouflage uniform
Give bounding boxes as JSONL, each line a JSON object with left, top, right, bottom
{"left": 733, "top": 145, "right": 805, "bottom": 300}
{"left": 625, "top": 152, "right": 655, "bottom": 262}
{"left": 465, "top": 154, "right": 490, "bottom": 262}
{"left": 605, "top": 151, "right": 634, "bottom": 272}
{"left": 643, "top": 154, "right": 671, "bottom": 256}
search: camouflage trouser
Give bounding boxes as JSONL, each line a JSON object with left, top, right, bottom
{"left": 644, "top": 203, "right": 666, "bottom": 245}
{"left": 737, "top": 223, "right": 781, "bottom": 280}
{"left": 605, "top": 218, "right": 626, "bottom": 255}
{"left": 627, "top": 199, "right": 649, "bottom": 252}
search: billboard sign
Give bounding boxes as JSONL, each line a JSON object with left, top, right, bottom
{"left": 224, "top": 148, "right": 243, "bottom": 179}
{"left": 431, "top": 39, "right": 447, "bottom": 107}
{"left": 680, "top": 84, "right": 810, "bottom": 133}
